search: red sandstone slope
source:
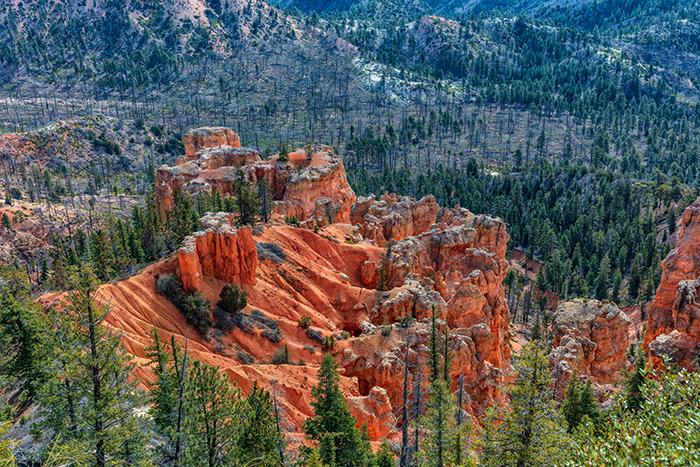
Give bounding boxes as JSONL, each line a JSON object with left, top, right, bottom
{"left": 57, "top": 127, "right": 513, "bottom": 442}
{"left": 644, "top": 197, "right": 700, "bottom": 370}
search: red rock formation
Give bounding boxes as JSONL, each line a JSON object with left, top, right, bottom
{"left": 177, "top": 212, "right": 258, "bottom": 292}
{"left": 644, "top": 198, "right": 700, "bottom": 370}
{"left": 550, "top": 299, "right": 631, "bottom": 395}
{"left": 157, "top": 129, "right": 356, "bottom": 226}
{"left": 350, "top": 194, "right": 441, "bottom": 246}
{"left": 64, "top": 135, "right": 513, "bottom": 443}
{"left": 337, "top": 206, "right": 511, "bottom": 417}
{"left": 182, "top": 127, "right": 241, "bottom": 158}
{"left": 270, "top": 148, "right": 356, "bottom": 226}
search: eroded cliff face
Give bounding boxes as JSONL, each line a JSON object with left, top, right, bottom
{"left": 350, "top": 194, "right": 441, "bottom": 246}
{"left": 550, "top": 299, "right": 631, "bottom": 396}
{"left": 182, "top": 127, "right": 241, "bottom": 158}
{"left": 177, "top": 212, "right": 258, "bottom": 292}
{"left": 156, "top": 129, "right": 356, "bottom": 225}
{"left": 644, "top": 198, "right": 700, "bottom": 370}
{"left": 84, "top": 126, "right": 513, "bottom": 441}
{"left": 337, "top": 202, "right": 511, "bottom": 417}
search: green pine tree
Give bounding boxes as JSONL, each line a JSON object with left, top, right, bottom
{"left": 419, "top": 378, "right": 458, "bottom": 467}
{"left": 184, "top": 361, "right": 241, "bottom": 466}
{"left": 429, "top": 305, "right": 440, "bottom": 382}
{"left": 234, "top": 383, "right": 284, "bottom": 466}
{"left": 235, "top": 172, "right": 259, "bottom": 226}
{"left": 39, "top": 265, "right": 150, "bottom": 466}
{"left": 304, "top": 354, "right": 371, "bottom": 467}
{"left": 561, "top": 373, "right": 600, "bottom": 432}
{"left": 0, "top": 266, "right": 51, "bottom": 407}
{"left": 480, "top": 342, "right": 569, "bottom": 466}
{"left": 146, "top": 331, "right": 188, "bottom": 464}
{"left": 373, "top": 441, "right": 395, "bottom": 467}
{"left": 625, "top": 349, "right": 646, "bottom": 411}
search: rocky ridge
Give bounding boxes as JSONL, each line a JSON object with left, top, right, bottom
{"left": 156, "top": 127, "right": 356, "bottom": 225}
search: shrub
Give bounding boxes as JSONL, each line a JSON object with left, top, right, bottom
{"left": 322, "top": 335, "right": 335, "bottom": 350}
{"left": 156, "top": 273, "right": 183, "bottom": 299}
{"left": 271, "top": 345, "right": 290, "bottom": 365}
{"left": 214, "top": 307, "right": 237, "bottom": 333}
{"left": 233, "top": 312, "right": 255, "bottom": 333}
{"left": 236, "top": 349, "right": 254, "bottom": 364}
{"left": 156, "top": 273, "right": 212, "bottom": 335}
{"left": 306, "top": 328, "right": 323, "bottom": 344}
{"left": 219, "top": 284, "right": 247, "bottom": 314}
{"left": 285, "top": 216, "right": 300, "bottom": 227}
{"left": 252, "top": 310, "right": 282, "bottom": 342}
{"left": 180, "top": 292, "right": 212, "bottom": 335}
{"left": 298, "top": 315, "right": 312, "bottom": 329}
{"left": 257, "top": 242, "right": 286, "bottom": 263}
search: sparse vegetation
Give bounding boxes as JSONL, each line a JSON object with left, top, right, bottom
{"left": 298, "top": 315, "right": 312, "bottom": 329}
{"left": 271, "top": 345, "right": 290, "bottom": 365}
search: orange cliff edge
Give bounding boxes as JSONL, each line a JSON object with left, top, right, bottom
{"left": 644, "top": 197, "right": 700, "bottom": 370}
{"left": 46, "top": 127, "right": 514, "bottom": 443}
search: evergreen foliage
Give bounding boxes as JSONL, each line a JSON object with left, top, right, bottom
{"left": 183, "top": 361, "right": 241, "bottom": 466}
{"left": 0, "top": 267, "right": 50, "bottom": 407}
{"left": 480, "top": 342, "right": 570, "bottom": 466}
{"left": 38, "top": 264, "right": 150, "bottom": 465}
{"left": 567, "top": 368, "right": 700, "bottom": 465}
{"left": 219, "top": 283, "right": 247, "bottom": 314}
{"left": 156, "top": 273, "right": 213, "bottom": 335}
{"left": 304, "top": 354, "right": 372, "bottom": 466}
{"left": 561, "top": 373, "right": 600, "bottom": 432}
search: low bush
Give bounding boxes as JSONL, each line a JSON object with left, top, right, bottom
{"left": 256, "top": 242, "right": 286, "bottom": 263}
{"left": 271, "top": 345, "right": 290, "bottom": 365}
{"left": 214, "top": 307, "right": 237, "bottom": 333}
{"left": 219, "top": 284, "right": 247, "bottom": 314}
{"left": 236, "top": 349, "right": 254, "bottom": 364}
{"left": 251, "top": 310, "right": 282, "bottom": 342}
{"left": 156, "top": 273, "right": 212, "bottom": 335}
{"left": 298, "top": 315, "right": 311, "bottom": 329}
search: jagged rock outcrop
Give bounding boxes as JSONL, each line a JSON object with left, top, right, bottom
{"left": 350, "top": 194, "right": 441, "bottom": 246}
{"left": 550, "top": 299, "right": 631, "bottom": 394}
{"left": 337, "top": 206, "right": 511, "bottom": 417}
{"left": 645, "top": 198, "right": 700, "bottom": 370}
{"left": 177, "top": 212, "right": 258, "bottom": 292}
{"left": 347, "top": 386, "right": 397, "bottom": 439}
{"left": 182, "top": 127, "right": 241, "bottom": 158}
{"left": 156, "top": 128, "right": 356, "bottom": 226}
{"left": 269, "top": 148, "right": 356, "bottom": 225}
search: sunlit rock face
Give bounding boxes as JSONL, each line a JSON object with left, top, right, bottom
{"left": 550, "top": 299, "right": 631, "bottom": 396}
{"left": 645, "top": 198, "right": 700, "bottom": 370}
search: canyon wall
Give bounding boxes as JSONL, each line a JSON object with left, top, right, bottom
{"left": 644, "top": 197, "right": 700, "bottom": 370}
